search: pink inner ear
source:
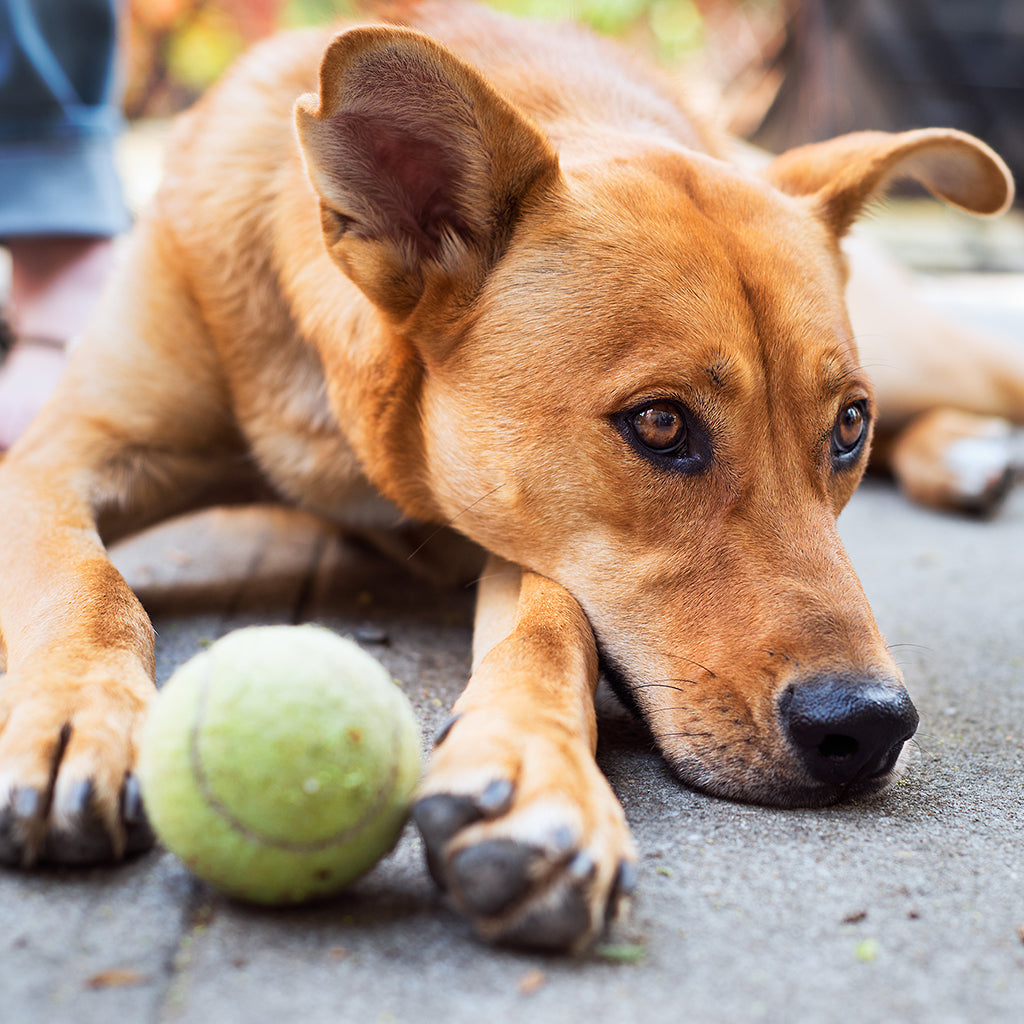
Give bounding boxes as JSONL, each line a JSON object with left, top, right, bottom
{"left": 326, "top": 112, "right": 472, "bottom": 256}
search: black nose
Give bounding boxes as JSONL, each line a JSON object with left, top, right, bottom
{"left": 779, "top": 677, "right": 919, "bottom": 787}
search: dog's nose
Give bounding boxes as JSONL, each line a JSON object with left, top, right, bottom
{"left": 779, "top": 677, "right": 919, "bottom": 787}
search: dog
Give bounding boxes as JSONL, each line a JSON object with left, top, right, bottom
{"left": 0, "top": 0, "right": 1018, "bottom": 952}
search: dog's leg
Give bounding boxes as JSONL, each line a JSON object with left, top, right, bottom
{"left": 0, "top": 454, "right": 158, "bottom": 866}
{"left": 412, "top": 555, "right": 636, "bottom": 952}
{"left": 845, "top": 233, "right": 1024, "bottom": 512}
{"left": 0, "top": 223, "right": 257, "bottom": 867}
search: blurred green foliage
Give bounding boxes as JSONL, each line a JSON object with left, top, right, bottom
{"left": 128, "top": 0, "right": 715, "bottom": 116}
{"left": 489, "top": 0, "right": 705, "bottom": 61}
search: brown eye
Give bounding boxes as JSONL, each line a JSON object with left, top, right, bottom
{"left": 632, "top": 401, "right": 687, "bottom": 453}
{"left": 832, "top": 401, "right": 868, "bottom": 461}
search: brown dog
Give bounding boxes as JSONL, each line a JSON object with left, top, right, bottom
{"left": 0, "top": 1, "right": 1018, "bottom": 951}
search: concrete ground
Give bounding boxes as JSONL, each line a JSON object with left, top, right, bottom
{"left": 2, "top": 188, "right": 1024, "bottom": 1020}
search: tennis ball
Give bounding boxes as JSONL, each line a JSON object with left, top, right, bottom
{"left": 138, "top": 624, "right": 421, "bottom": 904}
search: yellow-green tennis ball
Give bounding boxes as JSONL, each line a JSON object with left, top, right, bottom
{"left": 138, "top": 624, "right": 421, "bottom": 904}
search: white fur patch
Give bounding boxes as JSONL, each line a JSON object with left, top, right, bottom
{"left": 944, "top": 430, "right": 1013, "bottom": 499}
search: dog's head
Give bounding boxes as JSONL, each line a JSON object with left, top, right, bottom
{"left": 295, "top": 27, "right": 1013, "bottom": 807}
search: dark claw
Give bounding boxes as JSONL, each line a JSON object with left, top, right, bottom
{"left": 606, "top": 858, "right": 637, "bottom": 924}
{"left": 432, "top": 714, "right": 461, "bottom": 748}
{"left": 501, "top": 884, "right": 592, "bottom": 951}
{"left": 411, "top": 793, "right": 485, "bottom": 888}
{"left": 612, "top": 858, "right": 637, "bottom": 898}
{"left": 122, "top": 774, "right": 146, "bottom": 824}
{"left": 568, "top": 849, "right": 597, "bottom": 883}
{"left": 0, "top": 774, "right": 155, "bottom": 869}
{"left": 449, "top": 838, "right": 543, "bottom": 918}
{"left": 44, "top": 778, "right": 114, "bottom": 865}
{"left": 550, "top": 824, "right": 575, "bottom": 855}
{"left": 0, "top": 786, "right": 46, "bottom": 867}
{"left": 476, "top": 778, "right": 513, "bottom": 817}
{"left": 121, "top": 775, "right": 155, "bottom": 857}
{"left": 66, "top": 778, "right": 94, "bottom": 816}
{"left": 13, "top": 786, "right": 42, "bottom": 821}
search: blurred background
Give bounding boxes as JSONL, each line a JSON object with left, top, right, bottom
{"left": 4, "top": 0, "right": 1020, "bottom": 449}
{"left": 124, "top": 0, "right": 1024, "bottom": 195}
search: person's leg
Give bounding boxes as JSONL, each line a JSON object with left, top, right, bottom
{"left": 0, "top": 236, "right": 115, "bottom": 449}
{"left": 0, "top": 0, "right": 128, "bottom": 450}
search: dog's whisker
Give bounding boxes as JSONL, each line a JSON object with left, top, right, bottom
{"left": 406, "top": 483, "right": 504, "bottom": 563}
{"left": 659, "top": 652, "right": 718, "bottom": 677}
{"left": 628, "top": 680, "right": 698, "bottom": 693}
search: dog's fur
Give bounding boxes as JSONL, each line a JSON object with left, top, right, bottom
{"left": 0, "top": 0, "right": 1019, "bottom": 950}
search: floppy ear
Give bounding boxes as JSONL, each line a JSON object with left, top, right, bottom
{"left": 763, "top": 128, "right": 1014, "bottom": 238}
{"left": 295, "top": 27, "right": 562, "bottom": 321}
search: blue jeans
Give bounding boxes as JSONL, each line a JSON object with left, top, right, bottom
{"left": 0, "top": 0, "right": 129, "bottom": 237}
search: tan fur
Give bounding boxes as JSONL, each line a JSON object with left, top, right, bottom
{"left": 0, "top": 1, "right": 1017, "bottom": 949}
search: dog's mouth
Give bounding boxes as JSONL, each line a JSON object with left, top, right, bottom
{"left": 597, "top": 648, "right": 917, "bottom": 808}
{"left": 658, "top": 740, "right": 913, "bottom": 809}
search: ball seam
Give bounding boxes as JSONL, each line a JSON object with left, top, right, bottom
{"left": 188, "top": 645, "right": 406, "bottom": 852}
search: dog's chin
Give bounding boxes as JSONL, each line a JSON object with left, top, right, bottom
{"left": 597, "top": 648, "right": 916, "bottom": 809}
{"left": 661, "top": 738, "right": 915, "bottom": 809}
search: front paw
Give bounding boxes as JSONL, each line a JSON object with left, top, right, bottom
{"left": 0, "top": 668, "right": 155, "bottom": 867}
{"left": 411, "top": 712, "right": 637, "bottom": 952}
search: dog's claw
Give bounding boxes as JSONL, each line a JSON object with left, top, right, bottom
{"left": 612, "top": 857, "right": 637, "bottom": 898}
{"left": 42, "top": 777, "right": 117, "bottom": 865}
{"left": 433, "top": 714, "right": 461, "bottom": 748}
{"left": 65, "top": 778, "right": 94, "bottom": 817}
{"left": 120, "top": 774, "right": 155, "bottom": 856}
{"left": 120, "top": 773, "right": 155, "bottom": 855}
{"left": 12, "top": 785, "right": 42, "bottom": 821}
{"left": 476, "top": 778, "right": 514, "bottom": 816}
{"left": 568, "top": 849, "right": 597, "bottom": 883}
{"left": 604, "top": 857, "right": 637, "bottom": 925}
{"left": 415, "top": 771, "right": 633, "bottom": 950}
{"left": 0, "top": 786, "right": 46, "bottom": 867}
{"left": 411, "top": 793, "right": 486, "bottom": 888}
{"left": 0, "top": 771, "right": 155, "bottom": 869}
{"left": 122, "top": 774, "right": 146, "bottom": 823}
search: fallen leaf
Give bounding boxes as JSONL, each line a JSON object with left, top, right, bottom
{"left": 86, "top": 968, "right": 146, "bottom": 990}
{"left": 595, "top": 942, "right": 647, "bottom": 964}
{"left": 518, "top": 968, "right": 546, "bottom": 995}
{"left": 855, "top": 939, "right": 879, "bottom": 963}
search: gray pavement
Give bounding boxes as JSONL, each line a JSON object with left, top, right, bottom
{"left": 3, "top": 259, "right": 1024, "bottom": 1021}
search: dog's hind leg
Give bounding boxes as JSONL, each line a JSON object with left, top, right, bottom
{"left": 0, "top": 220, "right": 260, "bottom": 867}
{"left": 412, "top": 555, "right": 637, "bottom": 952}
{"left": 845, "top": 233, "right": 1024, "bottom": 513}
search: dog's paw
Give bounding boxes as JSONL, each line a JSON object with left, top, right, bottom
{"left": 0, "top": 669, "right": 155, "bottom": 867}
{"left": 411, "top": 712, "right": 637, "bottom": 952}
{"left": 891, "top": 409, "right": 1022, "bottom": 515}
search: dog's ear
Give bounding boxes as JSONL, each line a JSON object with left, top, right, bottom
{"left": 295, "top": 27, "right": 562, "bottom": 321}
{"left": 763, "top": 128, "right": 1013, "bottom": 238}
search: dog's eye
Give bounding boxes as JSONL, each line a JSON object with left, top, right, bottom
{"left": 832, "top": 400, "right": 869, "bottom": 463}
{"left": 631, "top": 401, "right": 688, "bottom": 454}
{"left": 614, "top": 398, "right": 708, "bottom": 474}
